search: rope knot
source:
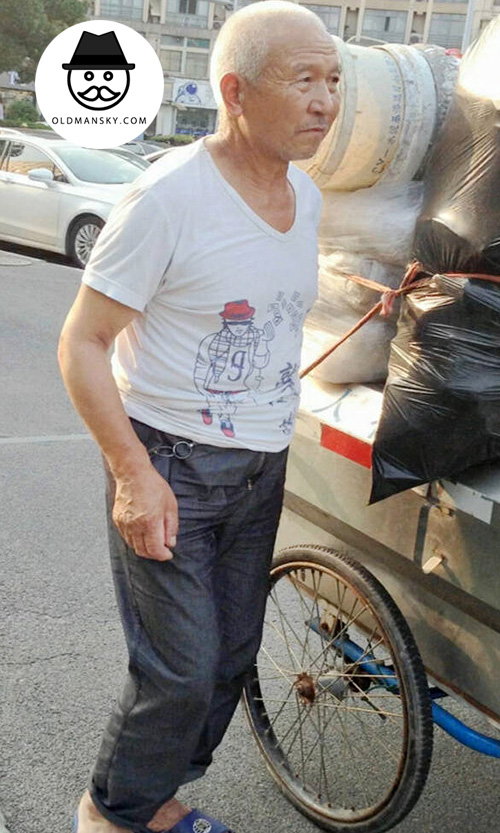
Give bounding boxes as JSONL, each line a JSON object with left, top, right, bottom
{"left": 381, "top": 290, "right": 397, "bottom": 318}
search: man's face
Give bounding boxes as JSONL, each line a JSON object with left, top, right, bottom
{"left": 67, "top": 68, "right": 130, "bottom": 110}
{"left": 239, "top": 22, "right": 341, "bottom": 162}
{"left": 226, "top": 319, "right": 252, "bottom": 337}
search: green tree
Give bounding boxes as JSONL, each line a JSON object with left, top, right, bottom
{"left": 0, "top": 0, "right": 89, "bottom": 82}
{"left": 5, "top": 99, "right": 40, "bottom": 124}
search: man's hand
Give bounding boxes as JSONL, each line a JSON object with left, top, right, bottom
{"left": 112, "top": 465, "right": 179, "bottom": 561}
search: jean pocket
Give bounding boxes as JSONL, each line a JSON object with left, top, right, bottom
{"left": 148, "top": 447, "right": 174, "bottom": 483}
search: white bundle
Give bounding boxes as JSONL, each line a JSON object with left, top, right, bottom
{"left": 302, "top": 315, "right": 397, "bottom": 385}
{"left": 318, "top": 182, "right": 423, "bottom": 265}
{"left": 302, "top": 183, "right": 424, "bottom": 384}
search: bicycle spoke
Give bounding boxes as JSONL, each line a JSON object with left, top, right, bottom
{"left": 260, "top": 645, "right": 298, "bottom": 684}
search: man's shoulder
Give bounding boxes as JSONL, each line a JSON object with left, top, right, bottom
{"left": 289, "top": 164, "right": 322, "bottom": 221}
{"left": 135, "top": 140, "right": 206, "bottom": 205}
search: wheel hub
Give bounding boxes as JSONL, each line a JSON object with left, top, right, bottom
{"left": 294, "top": 672, "right": 316, "bottom": 704}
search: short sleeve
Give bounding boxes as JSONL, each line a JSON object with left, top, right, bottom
{"left": 82, "top": 185, "right": 174, "bottom": 311}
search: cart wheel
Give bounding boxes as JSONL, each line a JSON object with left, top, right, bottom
{"left": 243, "top": 546, "right": 433, "bottom": 833}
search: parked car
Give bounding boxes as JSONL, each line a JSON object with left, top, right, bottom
{"left": 105, "top": 146, "right": 151, "bottom": 167}
{"left": 0, "top": 131, "right": 149, "bottom": 267}
{"left": 144, "top": 146, "right": 176, "bottom": 163}
{"left": 121, "top": 139, "right": 168, "bottom": 157}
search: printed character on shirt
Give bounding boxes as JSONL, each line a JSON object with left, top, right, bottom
{"left": 193, "top": 299, "right": 275, "bottom": 438}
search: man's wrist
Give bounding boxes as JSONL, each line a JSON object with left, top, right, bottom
{"left": 105, "top": 444, "right": 153, "bottom": 481}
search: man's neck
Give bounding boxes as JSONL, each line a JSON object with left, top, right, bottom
{"left": 205, "top": 130, "right": 290, "bottom": 196}
{"left": 204, "top": 127, "right": 296, "bottom": 234}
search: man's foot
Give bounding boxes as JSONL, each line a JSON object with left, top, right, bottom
{"left": 75, "top": 792, "right": 130, "bottom": 832}
{"left": 220, "top": 419, "right": 234, "bottom": 438}
{"left": 201, "top": 409, "right": 213, "bottom": 425}
{"left": 75, "top": 792, "right": 190, "bottom": 833}
{"left": 147, "top": 798, "right": 191, "bottom": 832}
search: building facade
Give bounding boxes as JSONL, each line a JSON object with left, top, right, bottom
{"left": 91, "top": 0, "right": 500, "bottom": 137}
{"left": 93, "top": 0, "right": 223, "bottom": 136}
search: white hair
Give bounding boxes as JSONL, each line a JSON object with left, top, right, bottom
{"left": 210, "top": 1, "right": 328, "bottom": 107}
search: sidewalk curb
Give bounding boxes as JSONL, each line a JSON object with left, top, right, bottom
{"left": 0, "top": 252, "right": 33, "bottom": 266}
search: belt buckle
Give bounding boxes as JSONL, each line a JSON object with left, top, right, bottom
{"left": 172, "top": 440, "right": 194, "bottom": 459}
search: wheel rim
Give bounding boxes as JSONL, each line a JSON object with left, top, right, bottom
{"left": 245, "top": 561, "right": 411, "bottom": 824}
{"left": 74, "top": 222, "right": 101, "bottom": 266}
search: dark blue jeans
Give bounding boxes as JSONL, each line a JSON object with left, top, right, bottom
{"left": 90, "top": 419, "right": 288, "bottom": 832}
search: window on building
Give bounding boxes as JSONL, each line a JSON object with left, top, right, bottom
{"left": 161, "top": 35, "right": 184, "bottom": 46}
{"left": 303, "top": 4, "right": 341, "bottom": 34}
{"left": 179, "top": 0, "right": 197, "bottom": 13}
{"left": 100, "top": 0, "right": 143, "bottom": 19}
{"left": 160, "top": 35, "right": 211, "bottom": 78}
{"left": 428, "top": 13, "right": 465, "bottom": 47}
{"left": 362, "top": 9, "right": 407, "bottom": 42}
{"left": 186, "top": 38, "right": 210, "bottom": 48}
{"left": 165, "top": 0, "right": 209, "bottom": 26}
{"left": 185, "top": 52, "right": 209, "bottom": 78}
{"left": 161, "top": 50, "right": 183, "bottom": 72}
{"left": 175, "top": 107, "right": 216, "bottom": 137}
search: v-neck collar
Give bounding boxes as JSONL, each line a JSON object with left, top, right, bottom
{"left": 201, "top": 141, "right": 298, "bottom": 241}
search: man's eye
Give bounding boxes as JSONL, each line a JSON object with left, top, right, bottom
{"left": 298, "top": 76, "right": 312, "bottom": 84}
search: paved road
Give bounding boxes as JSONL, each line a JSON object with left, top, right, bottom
{"left": 0, "top": 249, "right": 499, "bottom": 833}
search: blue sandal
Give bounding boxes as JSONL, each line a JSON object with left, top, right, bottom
{"left": 162, "top": 809, "right": 234, "bottom": 833}
{"left": 73, "top": 808, "right": 233, "bottom": 833}
{"left": 73, "top": 807, "right": 234, "bottom": 833}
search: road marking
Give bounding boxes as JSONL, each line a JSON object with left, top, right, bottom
{"left": 0, "top": 434, "right": 92, "bottom": 445}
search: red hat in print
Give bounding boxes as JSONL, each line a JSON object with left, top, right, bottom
{"left": 219, "top": 300, "right": 255, "bottom": 321}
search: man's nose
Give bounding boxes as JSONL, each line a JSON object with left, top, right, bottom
{"left": 309, "top": 80, "right": 338, "bottom": 116}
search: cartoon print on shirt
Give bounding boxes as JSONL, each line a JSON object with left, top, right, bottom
{"left": 268, "top": 290, "right": 305, "bottom": 335}
{"left": 193, "top": 291, "right": 309, "bottom": 438}
{"left": 271, "top": 361, "right": 300, "bottom": 436}
{"left": 193, "top": 300, "right": 275, "bottom": 438}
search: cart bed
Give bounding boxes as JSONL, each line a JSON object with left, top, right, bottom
{"left": 277, "top": 377, "right": 500, "bottom": 722}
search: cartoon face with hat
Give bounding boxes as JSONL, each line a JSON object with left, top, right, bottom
{"left": 63, "top": 31, "right": 135, "bottom": 111}
{"left": 220, "top": 299, "right": 256, "bottom": 336}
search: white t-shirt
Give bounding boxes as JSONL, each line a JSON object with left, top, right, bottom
{"left": 83, "top": 139, "right": 321, "bottom": 452}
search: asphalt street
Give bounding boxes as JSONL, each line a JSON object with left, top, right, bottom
{"left": 0, "top": 247, "right": 499, "bottom": 833}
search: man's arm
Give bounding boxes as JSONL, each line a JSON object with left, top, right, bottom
{"left": 58, "top": 284, "right": 178, "bottom": 562}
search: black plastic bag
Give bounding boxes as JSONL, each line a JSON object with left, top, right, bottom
{"left": 370, "top": 18, "right": 500, "bottom": 503}
{"left": 414, "top": 19, "right": 500, "bottom": 276}
{"left": 370, "top": 273, "right": 500, "bottom": 502}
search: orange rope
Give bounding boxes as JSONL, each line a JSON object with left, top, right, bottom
{"left": 299, "top": 261, "right": 500, "bottom": 380}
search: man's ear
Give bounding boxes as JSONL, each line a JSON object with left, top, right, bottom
{"left": 219, "top": 72, "right": 244, "bottom": 117}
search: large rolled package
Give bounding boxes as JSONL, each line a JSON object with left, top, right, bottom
{"left": 302, "top": 183, "right": 423, "bottom": 384}
{"left": 370, "top": 17, "right": 500, "bottom": 503}
{"left": 302, "top": 254, "right": 401, "bottom": 383}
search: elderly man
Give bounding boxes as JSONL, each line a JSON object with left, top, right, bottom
{"left": 59, "top": 2, "right": 340, "bottom": 831}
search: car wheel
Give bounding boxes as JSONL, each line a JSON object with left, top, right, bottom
{"left": 68, "top": 215, "right": 104, "bottom": 268}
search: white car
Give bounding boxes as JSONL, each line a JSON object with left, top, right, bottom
{"left": 0, "top": 130, "right": 149, "bottom": 268}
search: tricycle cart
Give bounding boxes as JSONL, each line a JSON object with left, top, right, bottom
{"left": 243, "top": 376, "right": 500, "bottom": 832}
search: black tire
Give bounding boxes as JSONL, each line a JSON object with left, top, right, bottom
{"left": 243, "top": 546, "right": 433, "bottom": 833}
{"left": 67, "top": 215, "right": 104, "bottom": 268}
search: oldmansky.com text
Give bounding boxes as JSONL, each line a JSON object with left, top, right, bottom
{"left": 51, "top": 116, "right": 148, "bottom": 125}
